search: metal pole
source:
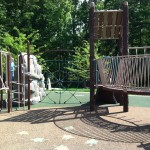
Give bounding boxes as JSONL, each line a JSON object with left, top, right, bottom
{"left": 89, "top": 2, "right": 95, "bottom": 111}
{"left": 7, "top": 48, "right": 11, "bottom": 113}
{"left": 27, "top": 41, "right": 30, "bottom": 110}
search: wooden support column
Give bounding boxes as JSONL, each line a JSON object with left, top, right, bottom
{"left": 27, "top": 41, "right": 30, "bottom": 110}
{"left": 123, "top": 92, "right": 128, "bottom": 112}
{"left": 89, "top": 2, "right": 95, "bottom": 111}
{"left": 122, "top": 1, "right": 129, "bottom": 112}
{"left": 122, "top": 1, "right": 129, "bottom": 55}
{"left": 18, "top": 53, "right": 23, "bottom": 107}
{"left": 7, "top": 49, "right": 11, "bottom": 113}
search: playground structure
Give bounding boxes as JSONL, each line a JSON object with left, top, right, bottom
{"left": 19, "top": 53, "right": 46, "bottom": 105}
{"left": 0, "top": 50, "right": 11, "bottom": 112}
{"left": 0, "top": 48, "right": 30, "bottom": 113}
{"left": 89, "top": 2, "right": 150, "bottom": 112}
{"left": 0, "top": 42, "right": 46, "bottom": 113}
{"left": 1, "top": 1, "right": 150, "bottom": 113}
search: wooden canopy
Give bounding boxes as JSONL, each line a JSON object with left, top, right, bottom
{"left": 94, "top": 10, "right": 123, "bottom": 39}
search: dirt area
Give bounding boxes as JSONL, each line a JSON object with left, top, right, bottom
{"left": 0, "top": 106, "right": 150, "bottom": 150}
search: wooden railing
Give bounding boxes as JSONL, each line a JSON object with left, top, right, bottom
{"left": 96, "top": 54, "right": 150, "bottom": 94}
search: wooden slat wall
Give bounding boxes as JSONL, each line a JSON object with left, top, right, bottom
{"left": 111, "top": 12, "right": 117, "bottom": 38}
{"left": 94, "top": 11, "right": 123, "bottom": 39}
{"left": 94, "top": 13, "right": 99, "bottom": 37}
{"left": 99, "top": 12, "right": 104, "bottom": 38}
{"left": 114, "top": 12, "right": 123, "bottom": 38}
{"left": 106, "top": 12, "right": 113, "bottom": 38}
{"left": 102, "top": 12, "right": 108, "bottom": 38}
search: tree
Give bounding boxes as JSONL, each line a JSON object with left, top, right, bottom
{"left": 0, "top": 27, "right": 39, "bottom": 60}
{"left": 66, "top": 40, "right": 101, "bottom": 87}
{"left": 0, "top": 0, "right": 73, "bottom": 52}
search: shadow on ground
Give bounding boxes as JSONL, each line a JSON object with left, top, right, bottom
{"left": 0, "top": 104, "right": 150, "bottom": 147}
{"left": 137, "top": 142, "right": 150, "bottom": 150}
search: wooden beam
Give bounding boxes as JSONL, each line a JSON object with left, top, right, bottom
{"left": 123, "top": 92, "right": 128, "bottom": 112}
{"left": 7, "top": 48, "right": 11, "bottom": 113}
{"left": 18, "top": 53, "right": 23, "bottom": 108}
{"left": 122, "top": 1, "right": 129, "bottom": 55}
{"left": 27, "top": 41, "right": 30, "bottom": 110}
{"left": 89, "top": 2, "right": 95, "bottom": 111}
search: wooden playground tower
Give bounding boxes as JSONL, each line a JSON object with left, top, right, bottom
{"left": 89, "top": 1, "right": 130, "bottom": 112}
{"left": 90, "top": 1, "right": 150, "bottom": 112}
{"left": 0, "top": 42, "right": 31, "bottom": 113}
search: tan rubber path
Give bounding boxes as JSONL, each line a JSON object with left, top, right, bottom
{"left": 0, "top": 106, "right": 150, "bottom": 150}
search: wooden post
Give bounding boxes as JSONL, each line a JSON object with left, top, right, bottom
{"left": 122, "top": 1, "right": 129, "bottom": 112}
{"left": 122, "top": 1, "right": 129, "bottom": 55}
{"left": 7, "top": 49, "right": 11, "bottom": 113}
{"left": 18, "top": 54, "right": 23, "bottom": 108}
{"left": 89, "top": 2, "right": 95, "bottom": 111}
{"left": 27, "top": 41, "right": 30, "bottom": 110}
{"left": 123, "top": 92, "right": 128, "bottom": 112}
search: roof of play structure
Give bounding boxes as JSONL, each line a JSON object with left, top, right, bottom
{"left": 94, "top": 10, "right": 123, "bottom": 39}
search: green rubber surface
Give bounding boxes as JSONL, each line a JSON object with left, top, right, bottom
{"left": 1, "top": 91, "right": 150, "bottom": 112}
{"left": 32, "top": 91, "right": 150, "bottom": 108}
{"left": 129, "top": 95, "right": 150, "bottom": 107}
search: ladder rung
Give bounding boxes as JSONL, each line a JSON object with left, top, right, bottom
{"left": 12, "top": 101, "right": 24, "bottom": 104}
{"left": 12, "top": 91, "right": 23, "bottom": 94}
{"left": 0, "top": 87, "right": 9, "bottom": 90}
{"left": 11, "top": 82, "right": 24, "bottom": 85}
{"left": 11, "top": 89, "right": 18, "bottom": 92}
{"left": 25, "top": 72, "right": 30, "bottom": 75}
{"left": 12, "top": 98, "right": 18, "bottom": 101}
